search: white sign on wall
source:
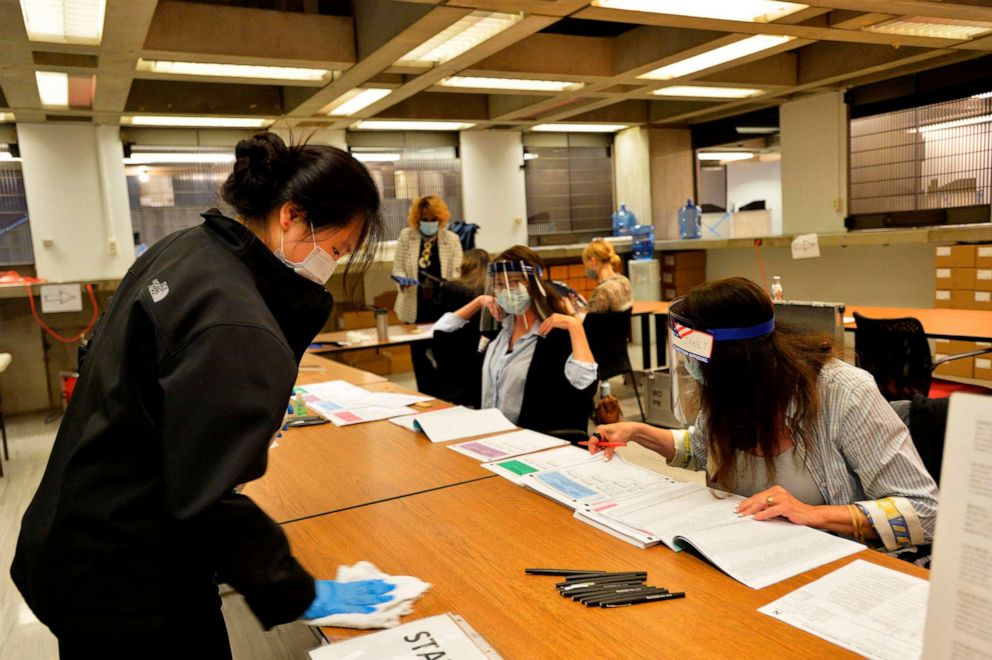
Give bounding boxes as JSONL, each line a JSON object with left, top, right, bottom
{"left": 40, "top": 284, "right": 83, "bottom": 313}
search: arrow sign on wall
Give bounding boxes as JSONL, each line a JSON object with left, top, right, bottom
{"left": 40, "top": 284, "right": 83, "bottom": 314}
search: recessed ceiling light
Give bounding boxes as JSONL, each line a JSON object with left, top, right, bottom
{"left": 124, "top": 116, "right": 270, "bottom": 128}
{"left": 0, "top": 113, "right": 15, "bottom": 123}
{"left": 865, "top": 17, "right": 992, "bottom": 40}
{"left": 0, "top": 152, "right": 21, "bottom": 162}
{"left": 326, "top": 89, "right": 393, "bottom": 117}
{"left": 523, "top": 153, "right": 539, "bottom": 160}
{"left": 915, "top": 114, "right": 992, "bottom": 133}
{"left": 136, "top": 59, "right": 331, "bottom": 82}
{"left": 352, "top": 120, "right": 475, "bottom": 131}
{"left": 19, "top": 0, "right": 107, "bottom": 45}
{"left": 736, "top": 126, "right": 779, "bottom": 134}
{"left": 395, "top": 11, "right": 522, "bottom": 67}
{"left": 532, "top": 123, "right": 627, "bottom": 133}
{"left": 124, "top": 153, "right": 236, "bottom": 164}
{"left": 653, "top": 85, "right": 764, "bottom": 99}
{"left": 592, "top": 0, "right": 808, "bottom": 23}
{"left": 36, "top": 71, "right": 68, "bottom": 107}
{"left": 640, "top": 35, "right": 794, "bottom": 80}
{"left": 697, "top": 152, "right": 755, "bottom": 161}
{"left": 439, "top": 76, "right": 584, "bottom": 92}
{"left": 351, "top": 152, "right": 402, "bottom": 163}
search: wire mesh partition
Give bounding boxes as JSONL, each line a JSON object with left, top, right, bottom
{"left": 0, "top": 165, "right": 33, "bottom": 267}
{"left": 523, "top": 145, "right": 614, "bottom": 237}
{"left": 127, "top": 163, "right": 233, "bottom": 248}
{"left": 850, "top": 92, "right": 992, "bottom": 215}
{"left": 355, "top": 147, "right": 463, "bottom": 240}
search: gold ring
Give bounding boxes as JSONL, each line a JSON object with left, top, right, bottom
{"left": 766, "top": 495, "right": 775, "bottom": 506}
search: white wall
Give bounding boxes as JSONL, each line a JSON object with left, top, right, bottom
{"left": 726, "top": 158, "right": 782, "bottom": 235}
{"left": 18, "top": 123, "right": 135, "bottom": 281}
{"left": 781, "top": 91, "right": 848, "bottom": 234}
{"left": 614, "top": 126, "right": 652, "bottom": 228}
{"left": 459, "top": 130, "right": 528, "bottom": 253}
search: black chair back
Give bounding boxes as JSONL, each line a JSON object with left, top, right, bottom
{"left": 432, "top": 318, "right": 486, "bottom": 408}
{"left": 583, "top": 310, "right": 634, "bottom": 380}
{"left": 853, "top": 312, "right": 933, "bottom": 401}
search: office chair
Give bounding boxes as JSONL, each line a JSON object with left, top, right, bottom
{"left": 432, "top": 318, "right": 486, "bottom": 409}
{"left": 890, "top": 395, "right": 949, "bottom": 486}
{"left": 583, "top": 309, "right": 645, "bottom": 420}
{"left": 852, "top": 312, "right": 992, "bottom": 400}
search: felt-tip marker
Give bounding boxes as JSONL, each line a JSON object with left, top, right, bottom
{"left": 601, "top": 591, "right": 685, "bottom": 607}
{"left": 525, "top": 568, "right": 607, "bottom": 576}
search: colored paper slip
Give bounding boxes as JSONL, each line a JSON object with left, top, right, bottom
{"left": 482, "top": 445, "right": 597, "bottom": 485}
{"left": 447, "top": 429, "right": 567, "bottom": 462}
{"left": 327, "top": 406, "right": 413, "bottom": 427}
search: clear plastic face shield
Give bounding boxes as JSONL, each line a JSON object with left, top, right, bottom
{"left": 480, "top": 261, "right": 553, "bottom": 335}
{"left": 667, "top": 297, "right": 776, "bottom": 425}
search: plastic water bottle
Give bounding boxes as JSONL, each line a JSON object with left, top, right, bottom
{"left": 678, "top": 198, "right": 702, "bottom": 240}
{"left": 595, "top": 381, "right": 622, "bottom": 424}
{"left": 631, "top": 224, "right": 655, "bottom": 261}
{"left": 612, "top": 203, "right": 636, "bottom": 236}
{"left": 771, "top": 275, "right": 784, "bottom": 302}
{"left": 294, "top": 390, "right": 308, "bottom": 417}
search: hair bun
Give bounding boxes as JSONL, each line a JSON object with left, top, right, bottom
{"left": 222, "top": 132, "right": 292, "bottom": 218}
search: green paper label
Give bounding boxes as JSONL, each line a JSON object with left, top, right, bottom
{"left": 498, "top": 460, "right": 537, "bottom": 476}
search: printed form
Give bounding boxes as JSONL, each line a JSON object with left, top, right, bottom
{"left": 448, "top": 429, "right": 566, "bottom": 462}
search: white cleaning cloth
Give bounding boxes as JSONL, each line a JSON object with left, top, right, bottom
{"left": 303, "top": 561, "right": 431, "bottom": 629}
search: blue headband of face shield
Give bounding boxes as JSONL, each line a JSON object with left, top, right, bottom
{"left": 487, "top": 261, "right": 541, "bottom": 277}
{"left": 668, "top": 297, "right": 775, "bottom": 357}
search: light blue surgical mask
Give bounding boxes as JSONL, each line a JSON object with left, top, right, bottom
{"left": 684, "top": 356, "right": 706, "bottom": 384}
{"left": 496, "top": 284, "right": 531, "bottom": 315}
{"left": 419, "top": 220, "right": 439, "bottom": 237}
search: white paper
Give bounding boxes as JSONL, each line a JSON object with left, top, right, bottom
{"left": 979, "top": 269, "right": 992, "bottom": 281}
{"left": 791, "top": 233, "right": 820, "bottom": 260}
{"left": 386, "top": 325, "right": 434, "bottom": 343}
{"left": 308, "top": 613, "right": 495, "bottom": 659}
{"left": 760, "top": 559, "right": 928, "bottom": 660}
{"left": 936, "top": 268, "right": 951, "bottom": 279}
{"left": 522, "top": 457, "right": 677, "bottom": 509}
{"left": 843, "top": 316, "right": 855, "bottom": 325}
{"left": 447, "top": 429, "right": 566, "bottom": 462}
{"left": 482, "top": 445, "right": 596, "bottom": 485}
{"left": 326, "top": 406, "right": 414, "bottom": 427}
{"left": 39, "top": 283, "right": 82, "bottom": 313}
{"left": 389, "top": 406, "right": 467, "bottom": 432}
{"left": 976, "top": 291, "right": 991, "bottom": 303}
{"left": 296, "top": 380, "right": 431, "bottom": 425}
{"left": 923, "top": 393, "right": 992, "bottom": 659}
{"left": 414, "top": 408, "right": 516, "bottom": 444}
{"left": 936, "top": 290, "right": 950, "bottom": 301}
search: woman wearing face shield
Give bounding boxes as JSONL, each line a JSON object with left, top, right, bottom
{"left": 392, "top": 195, "right": 463, "bottom": 395}
{"left": 432, "top": 245, "right": 598, "bottom": 434}
{"left": 591, "top": 277, "right": 938, "bottom": 556}
{"left": 12, "top": 133, "right": 396, "bottom": 658}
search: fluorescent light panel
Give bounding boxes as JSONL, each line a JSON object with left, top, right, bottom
{"left": 640, "top": 35, "right": 794, "bottom": 80}
{"left": 352, "top": 120, "right": 475, "bottom": 131}
{"left": 137, "top": 59, "right": 330, "bottom": 82}
{"left": 916, "top": 114, "right": 992, "bottom": 133}
{"left": 972, "top": 91, "right": 992, "bottom": 99}
{"left": 440, "top": 76, "right": 583, "bottom": 92}
{"left": 653, "top": 85, "right": 764, "bottom": 99}
{"left": 327, "top": 88, "right": 393, "bottom": 116}
{"left": 697, "top": 152, "right": 755, "bottom": 161}
{"left": 0, "top": 153, "right": 21, "bottom": 162}
{"left": 351, "top": 152, "right": 401, "bottom": 163}
{"left": 396, "top": 11, "right": 521, "bottom": 67}
{"left": 19, "top": 0, "right": 106, "bottom": 45}
{"left": 532, "top": 123, "right": 627, "bottom": 133}
{"left": 592, "top": 0, "right": 807, "bottom": 23}
{"left": 125, "top": 153, "right": 236, "bottom": 164}
{"left": 865, "top": 17, "right": 992, "bottom": 40}
{"left": 36, "top": 71, "right": 68, "bottom": 107}
{"left": 125, "top": 116, "right": 270, "bottom": 128}
{"left": 0, "top": 113, "right": 15, "bottom": 123}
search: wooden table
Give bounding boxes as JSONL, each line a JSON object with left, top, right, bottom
{"left": 285, "top": 477, "right": 926, "bottom": 659}
{"left": 241, "top": 390, "right": 492, "bottom": 524}
{"left": 845, "top": 305, "right": 992, "bottom": 341}
{"left": 309, "top": 324, "right": 434, "bottom": 355}
{"left": 297, "top": 353, "right": 388, "bottom": 386}
{"left": 631, "top": 300, "right": 670, "bottom": 370}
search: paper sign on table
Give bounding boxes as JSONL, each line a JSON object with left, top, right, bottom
{"left": 389, "top": 406, "right": 468, "bottom": 432}
{"left": 414, "top": 408, "right": 515, "bottom": 443}
{"left": 447, "top": 429, "right": 566, "bottom": 462}
{"left": 308, "top": 612, "right": 500, "bottom": 659}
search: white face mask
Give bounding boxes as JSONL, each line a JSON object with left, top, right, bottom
{"left": 275, "top": 224, "right": 338, "bottom": 285}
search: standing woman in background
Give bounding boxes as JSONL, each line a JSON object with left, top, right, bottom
{"left": 12, "top": 133, "right": 395, "bottom": 658}
{"left": 392, "top": 195, "right": 463, "bottom": 394}
{"left": 582, "top": 238, "right": 632, "bottom": 314}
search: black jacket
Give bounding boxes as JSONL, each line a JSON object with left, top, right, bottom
{"left": 11, "top": 211, "right": 330, "bottom": 636}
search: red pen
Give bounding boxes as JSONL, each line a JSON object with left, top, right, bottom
{"left": 579, "top": 440, "right": 627, "bottom": 448}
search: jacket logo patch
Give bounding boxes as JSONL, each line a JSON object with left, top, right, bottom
{"left": 148, "top": 279, "right": 170, "bottom": 303}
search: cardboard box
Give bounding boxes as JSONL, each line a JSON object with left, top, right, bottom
{"left": 662, "top": 283, "right": 700, "bottom": 300}
{"left": 974, "top": 290, "right": 992, "bottom": 311}
{"left": 340, "top": 310, "right": 401, "bottom": 330}
{"left": 549, "top": 265, "right": 569, "bottom": 280}
{"left": 976, "top": 268, "right": 992, "bottom": 291}
{"left": 934, "top": 354, "right": 974, "bottom": 378}
{"left": 933, "top": 339, "right": 979, "bottom": 356}
{"left": 373, "top": 290, "right": 398, "bottom": 309}
{"left": 977, "top": 245, "right": 992, "bottom": 269}
{"left": 935, "top": 268, "right": 976, "bottom": 290}
{"left": 568, "top": 263, "right": 585, "bottom": 278}
{"left": 935, "top": 245, "right": 976, "bottom": 268}
{"left": 385, "top": 345, "right": 413, "bottom": 373}
{"left": 661, "top": 268, "right": 705, "bottom": 287}
{"left": 934, "top": 290, "right": 974, "bottom": 309}
{"left": 661, "top": 250, "right": 706, "bottom": 271}
{"left": 975, "top": 355, "right": 992, "bottom": 381}
{"left": 339, "top": 349, "right": 391, "bottom": 375}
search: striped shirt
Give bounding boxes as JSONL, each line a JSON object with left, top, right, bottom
{"left": 669, "top": 359, "right": 939, "bottom": 551}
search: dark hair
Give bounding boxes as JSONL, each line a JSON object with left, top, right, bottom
{"left": 677, "top": 277, "right": 835, "bottom": 489}
{"left": 454, "top": 248, "right": 490, "bottom": 294}
{"left": 221, "top": 132, "right": 384, "bottom": 284}
{"left": 495, "top": 245, "right": 566, "bottom": 315}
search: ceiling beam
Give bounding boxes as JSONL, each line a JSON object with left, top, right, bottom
{"left": 92, "top": 0, "right": 159, "bottom": 124}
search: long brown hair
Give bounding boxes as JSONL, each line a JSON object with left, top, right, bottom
{"left": 495, "top": 245, "right": 567, "bottom": 315}
{"left": 454, "top": 248, "right": 490, "bottom": 294}
{"left": 677, "top": 277, "right": 835, "bottom": 489}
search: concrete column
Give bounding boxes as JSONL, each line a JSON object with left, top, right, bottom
{"left": 648, "top": 128, "right": 694, "bottom": 240}
{"left": 460, "top": 130, "right": 528, "bottom": 253}
{"left": 613, "top": 126, "right": 652, "bottom": 229}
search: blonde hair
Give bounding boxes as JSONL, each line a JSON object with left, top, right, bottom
{"left": 583, "top": 238, "right": 622, "bottom": 273}
{"left": 407, "top": 195, "right": 451, "bottom": 230}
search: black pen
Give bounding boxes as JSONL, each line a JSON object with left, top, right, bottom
{"left": 583, "top": 588, "right": 669, "bottom": 606}
{"left": 602, "top": 591, "right": 686, "bottom": 607}
{"left": 565, "top": 582, "right": 647, "bottom": 599}
{"left": 563, "top": 571, "right": 647, "bottom": 582}
{"left": 559, "top": 576, "right": 648, "bottom": 592}
{"left": 558, "top": 572, "right": 647, "bottom": 587}
{"left": 578, "top": 586, "right": 664, "bottom": 603}
{"left": 525, "top": 568, "right": 607, "bottom": 576}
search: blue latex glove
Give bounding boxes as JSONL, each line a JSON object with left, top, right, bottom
{"left": 301, "top": 579, "right": 396, "bottom": 619}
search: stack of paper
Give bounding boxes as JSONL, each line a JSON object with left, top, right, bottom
{"left": 482, "top": 445, "right": 597, "bottom": 485}
{"left": 522, "top": 457, "right": 679, "bottom": 510}
{"left": 308, "top": 613, "right": 499, "bottom": 659}
{"left": 389, "top": 406, "right": 468, "bottom": 432}
{"left": 410, "top": 408, "right": 516, "bottom": 444}
{"left": 448, "top": 429, "right": 567, "bottom": 462}
{"left": 295, "top": 380, "right": 432, "bottom": 426}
